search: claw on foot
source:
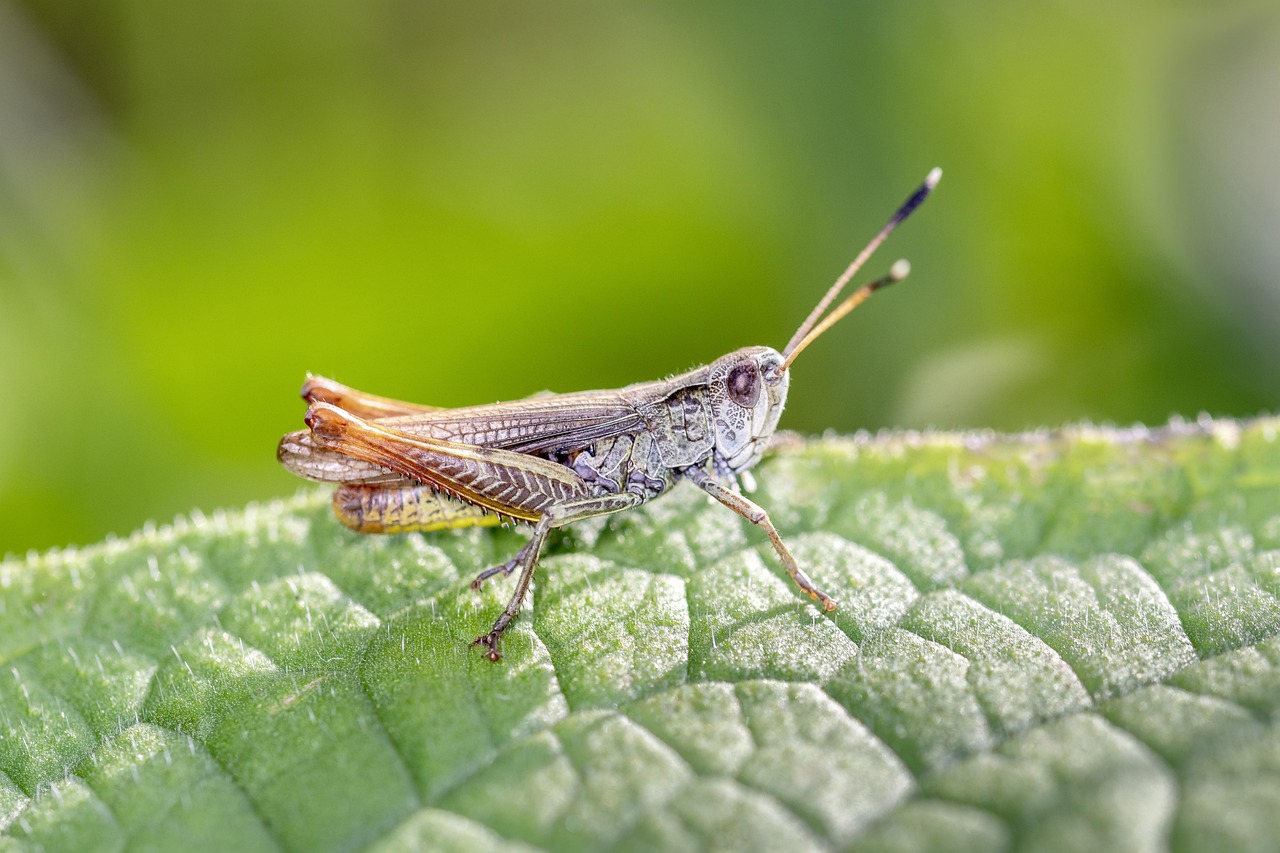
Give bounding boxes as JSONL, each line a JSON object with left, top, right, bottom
{"left": 804, "top": 587, "right": 839, "bottom": 612}
{"left": 471, "top": 631, "right": 503, "bottom": 662}
{"left": 471, "top": 559, "right": 518, "bottom": 590}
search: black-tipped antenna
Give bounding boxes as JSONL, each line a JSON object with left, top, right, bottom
{"left": 780, "top": 168, "right": 941, "bottom": 370}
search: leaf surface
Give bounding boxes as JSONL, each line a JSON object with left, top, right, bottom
{"left": 3, "top": 419, "right": 1280, "bottom": 851}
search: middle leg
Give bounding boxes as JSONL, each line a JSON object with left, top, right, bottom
{"left": 471, "top": 491, "right": 642, "bottom": 661}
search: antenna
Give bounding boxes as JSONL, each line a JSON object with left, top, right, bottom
{"left": 780, "top": 167, "right": 941, "bottom": 370}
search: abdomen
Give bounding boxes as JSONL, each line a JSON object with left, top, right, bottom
{"left": 332, "top": 483, "right": 507, "bottom": 533}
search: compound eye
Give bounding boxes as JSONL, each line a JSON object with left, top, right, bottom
{"left": 726, "top": 362, "right": 760, "bottom": 408}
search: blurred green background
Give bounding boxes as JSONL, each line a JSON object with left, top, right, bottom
{"left": 1, "top": 1, "right": 1278, "bottom": 554}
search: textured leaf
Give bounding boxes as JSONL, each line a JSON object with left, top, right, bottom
{"left": 3, "top": 418, "right": 1280, "bottom": 851}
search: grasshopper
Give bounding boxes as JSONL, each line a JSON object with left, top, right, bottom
{"left": 277, "top": 168, "right": 940, "bottom": 661}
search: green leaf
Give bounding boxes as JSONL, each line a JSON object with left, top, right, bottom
{"left": 4, "top": 418, "right": 1280, "bottom": 851}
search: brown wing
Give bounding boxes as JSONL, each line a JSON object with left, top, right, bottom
{"left": 305, "top": 403, "right": 594, "bottom": 522}
{"left": 372, "top": 391, "right": 647, "bottom": 455}
{"left": 278, "top": 428, "right": 414, "bottom": 484}
{"left": 301, "top": 375, "right": 444, "bottom": 418}
{"left": 279, "top": 370, "right": 707, "bottom": 484}
{"left": 279, "top": 387, "right": 653, "bottom": 484}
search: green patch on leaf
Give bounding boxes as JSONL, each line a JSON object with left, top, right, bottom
{"left": 3, "top": 418, "right": 1280, "bottom": 851}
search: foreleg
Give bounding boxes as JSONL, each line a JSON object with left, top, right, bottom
{"left": 683, "top": 466, "right": 837, "bottom": 612}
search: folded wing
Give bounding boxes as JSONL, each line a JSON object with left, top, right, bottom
{"left": 278, "top": 378, "right": 663, "bottom": 484}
